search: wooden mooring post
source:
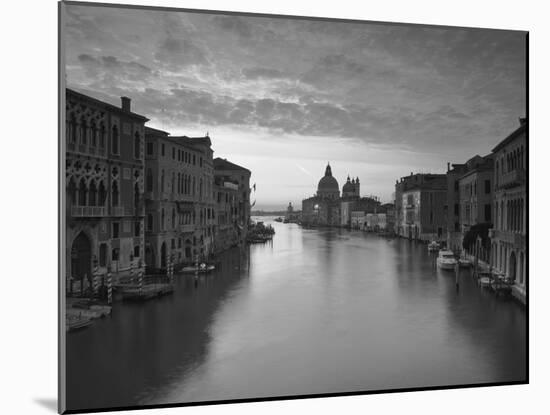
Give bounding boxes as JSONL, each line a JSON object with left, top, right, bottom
{"left": 107, "top": 272, "right": 112, "bottom": 304}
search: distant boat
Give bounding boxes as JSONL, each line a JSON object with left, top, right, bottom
{"left": 436, "top": 250, "right": 458, "bottom": 270}
{"left": 180, "top": 263, "right": 216, "bottom": 273}
{"left": 66, "top": 315, "right": 93, "bottom": 332}
{"left": 427, "top": 241, "right": 440, "bottom": 252}
{"left": 459, "top": 258, "right": 471, "bottom": 268}
{"left": 274, "top": 217, "right": 283, "bottom": 222}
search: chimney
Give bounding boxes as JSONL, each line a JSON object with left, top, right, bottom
{"left": 121, "top": 96, "right": 131, "bottom": 112}
{"left": 447, "top": 162, "right": 450, "bottom": 172}
{"left": 519, "top": 117, "right": 526, "bottom": 126}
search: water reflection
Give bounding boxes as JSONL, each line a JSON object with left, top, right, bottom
{"left": 66, "top": 218, "right": 526, "bottom": 411}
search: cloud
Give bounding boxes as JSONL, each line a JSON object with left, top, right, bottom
{"left": 154, "top": 36, "right": 211, "bottom": 69}
{"left": 241, "top": 67, "right": 287, "bottom": 80}
{"left": 211, "top": 15, "right": 253, "bottom": 39}
{"left": 77, "top": 54, "right": 156, "bottom": 83}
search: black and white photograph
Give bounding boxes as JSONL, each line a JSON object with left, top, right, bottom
{"left": 58, "top": 1, "right": 527, "bottom": 413}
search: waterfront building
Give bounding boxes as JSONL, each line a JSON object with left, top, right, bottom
{"left": 284, "top": 202, "right": 301, "bottom": 222}
{"left": 65, "top": 89, "right": 148, "bottom": 289}
{"left": 490, "top": 118, "right": 527, "bottom": 303}
{"left": 457, "top": 154, "right": 494, "bottom": 260}
{"left": 302, "top": 163, "right": 382, "bottom": 227}
{"left": 445, "top": 162, "right": 468, "bottom": 252}
{"left": 213, "top": 175, "right": 240, "bottom": 253}
{"left": 213, "top": 158, "right": 251, "bottom": 244}
{"left": 302, "top": 163, "right": 342, "bottom": 226}
{"left": 381, "top": 203, "right": 396, "bottom": 234}
{"left": 395, "top": 173, "right": 447, "bottom": 241}
{"left": 144, "top": 127, "right": 215, "bottom": 268}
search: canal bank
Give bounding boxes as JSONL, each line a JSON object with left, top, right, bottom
{"left": 66, "top": 218, "right": 526, "bottom": 411}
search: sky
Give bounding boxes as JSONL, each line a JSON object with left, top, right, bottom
{"left": 63, "top": 4, "right": 526, "bottom": 210}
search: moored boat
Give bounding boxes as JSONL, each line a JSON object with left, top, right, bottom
{"left": 427, "top": 241, "right": 440, "bottom": 252}
{"left": 180, "top": 263, "right": 216, "bottom": 273}
{"left": 436, "top": 250, "right": 458, "bottom": 270}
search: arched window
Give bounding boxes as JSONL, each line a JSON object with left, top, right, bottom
{"left": 98, "top": 181, "right": 106, "bottom": 206}
{"left": 161, "top": 208, "right": 165, "bottom": 230}
{"left": 67, "top": 177, "right": 77, "bottom": 207}
{"left": 90, "top": 121, "right": 97, "bottom": 147}
{"left": 161, "top": 170, "right": 165, "bottom": 193}
{"left": 134, "top": 183, "right": 140, "bottom": 210}
{"left": 112, "top": 124, "right": 119, "bottom": 155}
{"left": 99, "top": 123, "right": 106, "bottom": 148}
{"left": 500, "top": 201, "right": 504, "bottom": 230}
{"left": 172, "top": 172, "right": 175, "bottom": 194}
{"left": 134, "top": 131, "right": 141, "bottom": 159}
{"left": 78, "top": 178, "right": 87, "bottom": 206}
{"left": 88, "top": 180, "right": 97, "bottom": 206}
{"left": 172, "top": 208, "right": 176, "bottom": 229}
{"left": 111, "top": 180, "right": 119, "bottom": 207}
{"left": 147, "top": 213, "right": 153, "bottom": 231}
{"left": 80, "top": 118, "right": 88, "bottom": 145}
{"left": 68, "top": 114, "right": 77, "bottom": 143}
{"left": 146, "top": 168, "right": 153, "bottom": 192}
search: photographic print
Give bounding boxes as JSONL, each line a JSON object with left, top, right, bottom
{"left": 59, "top": 1, "right": 527, "bottom": 413}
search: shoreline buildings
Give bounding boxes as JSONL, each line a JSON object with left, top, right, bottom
{"left": 301, "top": 163, "right": 388, "bottom": 230}
{"left": 490, "top": 119, "right": 527, "bottom": 303}
{"left": 65, "top": 89, "right": 148, "bottom": 291}
{"left": 65, "top": 89, "right": 251, "bottom": 286}
{"left": 394, "top": 173, "right": 447, "bottom": 241}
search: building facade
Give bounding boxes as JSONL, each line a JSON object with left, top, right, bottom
{"left": 213, "top": 158, "right": 251, "bottom": 248}
{"left": 66, "top": 89, "right": 148, "bottom": 289}
{"left": 395, "top": 173, "right": 447, "bottom": 241}
{"left": 144, "top": 127, "right": 215, "bottom": 269}
{"left": 302, "top": 163, "right": 342, "bottom": 226}
{"left": 490, "top": 119, "right": 527, "bottom": 303}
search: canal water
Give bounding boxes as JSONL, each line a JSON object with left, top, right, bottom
{"left": 66, "top": 218, "right": 526, "bottom": 411}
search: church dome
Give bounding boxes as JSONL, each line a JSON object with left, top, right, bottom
{"left": 342, "top": 175, "right": 354, "bottom": 193}
{"left": 317, "top": 163, "right": 340, "bottom": 198}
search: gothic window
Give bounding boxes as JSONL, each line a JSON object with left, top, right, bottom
{"left": 88, "top": 180, "right": 97, "bottom": 206}
{"left": 99, "top": 124, "right": 106, "bottom": 148}
{"left": 161, "top": 208, "right": 165, "bottom": 230}
{"left": 98, "top": 181, "right": 106, "bottom": 206}
{"left": 147, "top": 213, "right": 153, "bottom": 231}
{"left": 111, "top": 180, "right": 119, "bottom": 207}
{"left": 172, "top": 208, "right": 176, "bottom": 229}
{"left": 78, "top": 178, "right": 87, "bottom": 206}
{"left": 134, "top": 183, "right": 140, "bottom": 209}
{"left": 161, "top": 170, "right": 165, "bottom": 193}
{"left": 66, "top": 177, "right": 76, "bottom": 207}
{"left": 90, "top": 121, "right": 97, "bottom": 147}
{"left": 112, "top": 125, "right": 119, "bottom": 155}
{"left": 80, "top": 118, "right": 87, "bottom": 145}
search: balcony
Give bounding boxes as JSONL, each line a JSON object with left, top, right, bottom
{"left": 499, "top": 168, "right": 526, "bottom": 189}
{"left": 111, "top": 206, "right": 135, "bottom": 217}
{"left": 179, "top": 224, "right": 195, "bottom": 233}
{"left": 71, "top": 206, "right": 106, "bottom": 217}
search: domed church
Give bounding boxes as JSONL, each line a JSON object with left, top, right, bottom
{"left": 302, "top": 162, "right": 380, "bottom": 227}
{"left": 316, "top": 163, "right": 340, "bottom": 199}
